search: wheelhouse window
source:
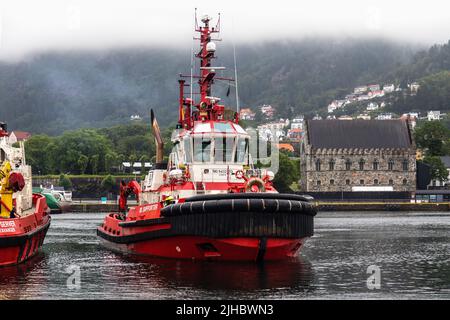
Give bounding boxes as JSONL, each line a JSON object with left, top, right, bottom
{"left": 193, "top": 137, "right": 212, "bottom": 163}
{"left": 214, "top": 137, "right": 235, "bottom": 163}
{"left": 213, "top": 122, "right": 234, "bottom": 133}
{"left": 184, "top": 138, "right": 192, "bottom": 163}
{"left": 235, "top": 138, "right": 249, "bottom": 163}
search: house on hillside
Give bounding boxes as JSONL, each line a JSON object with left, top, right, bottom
{"left": 290, "top": 116, "right": 304, "bottom": 130}
{"left": 8, "top": 131, "right": 32, "bottom": 144}
{"left": 354, "top": 86, "right": 368, "bottom": 94}
{"left": 368, "top": 84, "right": 381, "bottom": 91}
{"left": 239, "top": 108, "right": 256, "bottom": 121}
{"left": 383, "top": 84, "right": 395, "bottom": 93}
{"left": 427, "top": 111, "right": 442, "bottom": 121}
{"left": 260, "top": 105, "right": 275, "bottom": 119}
{"left": 376, "top": 113, "right": 393, "bottom": 120}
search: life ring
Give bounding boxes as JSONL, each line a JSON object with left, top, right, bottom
{"left": 235, "top": 170, "right": 244, "bottom": 180}
{"left": 245, "top": 177, "right": 266, "bottom": 193}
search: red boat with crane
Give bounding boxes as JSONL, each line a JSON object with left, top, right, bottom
{"left": 97, "top": 13, "right": 317, "bottom": 261}
{"left": 0, "top": 122, "right": 51, "bottom": 267}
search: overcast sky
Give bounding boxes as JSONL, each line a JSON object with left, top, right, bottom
{"left": 0, "top": 0, "right": 449, "bottom": 60}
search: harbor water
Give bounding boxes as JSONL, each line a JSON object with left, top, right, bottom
{"left": 0, "top": 212, "right": 449, "bottom": 300}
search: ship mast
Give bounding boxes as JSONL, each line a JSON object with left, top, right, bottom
{"left": 178, "top": 12, "right": 237, "bottom": 130}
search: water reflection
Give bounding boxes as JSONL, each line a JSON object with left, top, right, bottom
{"left": 0, "top": 253, "right": 47, "bottom": 300}
{"left": 112, "top": 254, "right": 315, "bottom": 292}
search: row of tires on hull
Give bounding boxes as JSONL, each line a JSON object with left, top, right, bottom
{"left": 161, "top": 193, "right": 317, "bottom": 217}
{"left": 159, "top": 193, "right": 317, "bottom": 239}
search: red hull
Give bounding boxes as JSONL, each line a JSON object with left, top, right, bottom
{"left": 99, "top": 234, "right": 306, "bottom": 261}
{"left": 0, "top": 194, "right": 51, "bottom": 267}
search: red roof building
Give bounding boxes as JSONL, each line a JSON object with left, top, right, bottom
{"left": 9, "top": 131, "right": 32, "bottom": 143}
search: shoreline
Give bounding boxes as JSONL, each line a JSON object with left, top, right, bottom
{"left": 65, "top": 202, "right": 450, "bottom": 213}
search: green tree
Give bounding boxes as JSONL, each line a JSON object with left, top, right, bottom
{"left": 414, "top": 121, "right": 449, "bottom": 156}
{"left": 24, "top": 135, "right": 55, "bottom": 174}
{"left": 273, "top": 151, "right": 300, "bottom": 192}
{"left": 423, "top": 156, "right": 448, "bottom": 181}
{"left": 90, "top": 154, "right": 100, "bottom": 174}
{"left": 105, "top": 152, "right": 119, "bottom": 173}
{"left": 101, "top": 174, "right": 116, "bottom": 193}
{"left": 77, "top": 155, "right": 89, "bottom": 174}
{"left": 59, "top": 174, "right": 73, "bottom": 190}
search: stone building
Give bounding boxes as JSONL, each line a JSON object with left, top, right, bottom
{"left": 300, "top": 119, "right": 416, "bottom": 192}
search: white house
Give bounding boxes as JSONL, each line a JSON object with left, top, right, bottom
{"left": 376, "top": 113, "right": 393, "bottom": 120}
{"left": 410, "top": 82, "right": 420, "bottom": 93}
{"left": 367, "top": 102, "right": 379, "bottom": 111}
{"left": 354, "top": 86, "right": 368, "bottom": 94}
{"left": 383, "top": 84, "right": 395, "bottom": 93}
{"left": 260, "top": 105, "right": 275, "bottom": 118}
{"left": 427, "top": 111, "right": 442, "bottom": 121}
{"left": 368, "top": 84, "right": 381, "bottom": 91}
{"left": 290, "top": 116, "right": 304, "bottom": 130}
{"left": 357, "top": 114, "right": 371, "bottom": 120}
{"left": 8, "top": 131, "right": 32, "bottom": 144}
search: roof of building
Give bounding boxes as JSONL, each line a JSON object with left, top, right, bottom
{"left": 10, "top": 131, "right": 31, "bottom": 141}
{"left": 277, "top": 143, "right": 295, "bottom": 152}
{"left": 306, "top": 120, "right": 412, "bottom": 149}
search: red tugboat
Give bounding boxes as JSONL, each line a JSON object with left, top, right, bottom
{"left": 97, "top": 14, "right": 317, "bottom": 261}
{"left": 0, "top": 123, "right": 51, "bottom": 267}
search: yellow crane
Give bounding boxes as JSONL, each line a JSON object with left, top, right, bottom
{"left": 0, "top": 161, "right": 13, "bottom": 218}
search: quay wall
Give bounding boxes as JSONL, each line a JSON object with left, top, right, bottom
{"left": 66, "top": 202, "right": 450, "bottom": 213}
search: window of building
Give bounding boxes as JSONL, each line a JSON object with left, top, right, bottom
{"left": 317, "top": 180, "right": 321, "bottom": 186}
{"left": 360, "top": 179, "right": 364, "bottom": 185}
{"left": 330, "top": 179, "right": 335, "bottom": 185}
{"left": 403, "top": 179, "right": 407, "bottom": 185}
{"left": 374, "top": 179, "right": 379, "bottom": 185}
{"left": 373, "top": 160, "right": 379, "bottom": 171}
{"left": 315, "top": 159, "right": 321, "bottom": 171}
{"left": 329, "top": 159, "right": 335, "bottom": 171}
{"left": 388, "top": 159, "right": 394, "bottom": 171}
{"left": 345, "top": 159, "right": 352, "bottom": 170}
{"left": 389, "top": 179, "right": 393, "bottom": 185}
{"left": 402, "top": 159, "right": 409, "bottom": 171}
{"left": 359, "top": 159, "right": 365, "bottom": 170}
{"left": 345, "top": 179, "right": 350, "bottom": 185}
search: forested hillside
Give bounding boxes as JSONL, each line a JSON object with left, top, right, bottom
{"left": 0, "top": 38, "right": 418, "bottom": 134}
{"left": 386, "top": 41, "right": 450, "bottom": 114}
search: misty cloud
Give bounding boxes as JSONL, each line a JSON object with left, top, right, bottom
{"left": 0, "top": 0, "right": 449, "bottom": 60}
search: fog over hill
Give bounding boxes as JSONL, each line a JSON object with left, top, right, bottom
{"left": 0, "top": 37, "right": 425, "bottom": 134}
